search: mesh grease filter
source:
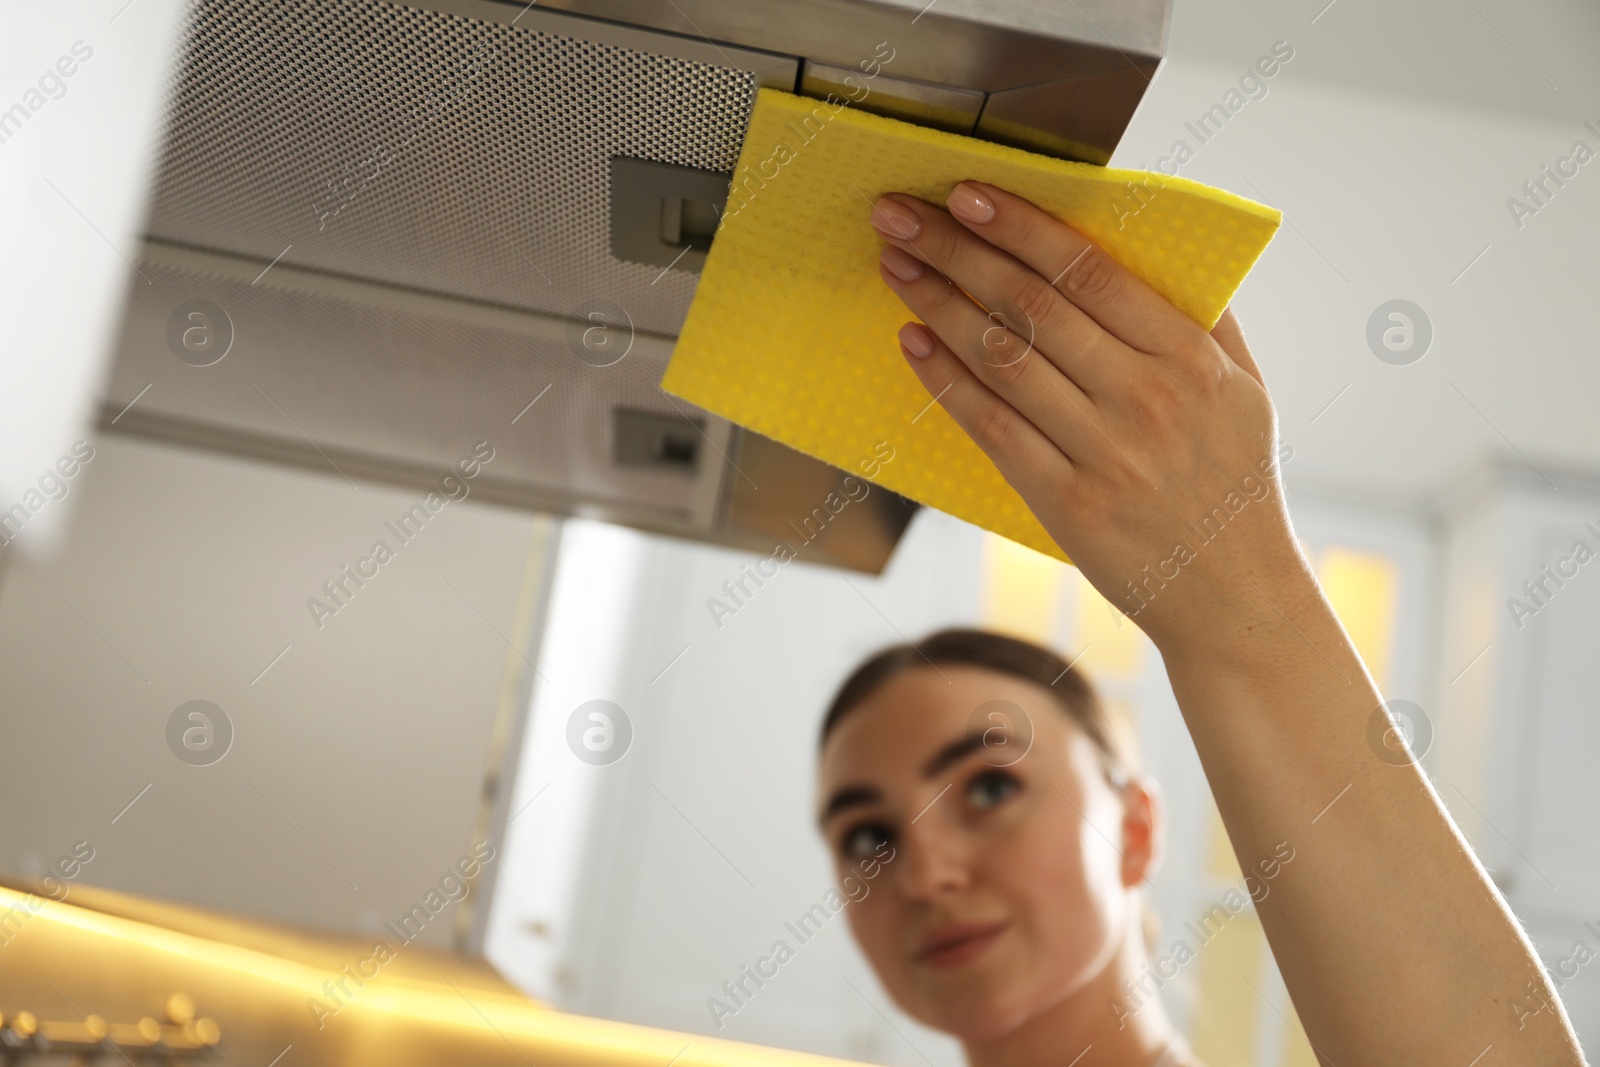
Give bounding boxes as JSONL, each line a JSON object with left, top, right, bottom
{"left": 148, "top": 0, "right": 757, "bottom": 333}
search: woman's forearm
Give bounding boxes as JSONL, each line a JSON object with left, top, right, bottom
{"left": 1156, "top": 556, "right": 1582, "bottom": 1066}
{"left": 866, "top": 179, "right": 1587, "bottom": 1065}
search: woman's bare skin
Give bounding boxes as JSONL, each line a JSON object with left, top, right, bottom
{"left": 856, "top": 180, "right": 1584, "bottom": 1066}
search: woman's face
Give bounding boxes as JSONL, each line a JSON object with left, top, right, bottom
{"left": 816, "top": 664, "right": 1156, "bottom": 1042}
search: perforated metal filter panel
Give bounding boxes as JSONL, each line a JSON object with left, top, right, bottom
{"left": 146, "top": 0, "right": 760, "bottom": 336}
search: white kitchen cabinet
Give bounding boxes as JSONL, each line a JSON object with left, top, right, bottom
{"left": 1433, "top": 459, "right": 1600, "bottom": 1046}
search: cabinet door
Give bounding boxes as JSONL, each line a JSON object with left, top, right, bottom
{"left": 1519, "top": 526, "right": 1600, "bottom": 908}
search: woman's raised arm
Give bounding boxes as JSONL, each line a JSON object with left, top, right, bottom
{"left": 868, "top": 179, "right": 1585, "bottom": 1066}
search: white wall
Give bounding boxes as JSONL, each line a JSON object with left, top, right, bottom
{"left": 0, "top": 434, "right": 550, "bottom": 949}
{"left": 1116, "top": 51, "right": 1600, "bottom": 502}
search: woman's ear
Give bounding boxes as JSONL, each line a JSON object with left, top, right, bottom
{"left": 1118, "top": 774, "right": 1164, "bottom": 889}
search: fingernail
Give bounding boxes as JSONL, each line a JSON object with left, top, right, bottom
{"left": 899, "top": 322, "right": 934, "bottom": 358}
{"left": 880, "top": 245, "right": 924, "bottom": 282}
{"left": 947, "top": 182, "right": 995, "bottom": 224}
{"left": 871, "top": 198, "right": 922, "bottom": 239}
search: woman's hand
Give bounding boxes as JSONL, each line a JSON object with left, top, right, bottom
{"left": 870, "top": 181, "right": 1308, "bottom": 656}
{"left": 870, "top": 182, "right": 1587, "bottom": 1065}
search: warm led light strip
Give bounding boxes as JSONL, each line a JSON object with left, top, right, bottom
{"left": 0, "top": 887, "right": 862, "bottom": 1067}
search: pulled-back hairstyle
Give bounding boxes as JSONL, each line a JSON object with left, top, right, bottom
{"left": 820, "top": 627, "right": 1156, "bottom": 947}
{"left": 819, "top": 627, "right": 1138, "bottom": 782}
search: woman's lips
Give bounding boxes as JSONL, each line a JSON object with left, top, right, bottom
{"left": 915, "top": 920, "right": 1010, "bottom": 969}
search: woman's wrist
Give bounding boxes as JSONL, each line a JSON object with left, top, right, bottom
{"left": 1142, "top": 553, "right": 1337, "bottom": 682}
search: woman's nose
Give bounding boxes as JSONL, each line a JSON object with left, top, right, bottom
{"left": 893, "top": 809, "right": 974, "bottom": 899}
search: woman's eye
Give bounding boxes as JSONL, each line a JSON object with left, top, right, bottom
{"left": 967, "top": 770, "right": 1020, "bottom": 809}
{"left": 840, "top": 823, "right": 891, "bottom": 860}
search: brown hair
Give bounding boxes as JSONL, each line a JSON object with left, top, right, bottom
{"left": 819, "top": 627, "right": 1137, "bottom": 782}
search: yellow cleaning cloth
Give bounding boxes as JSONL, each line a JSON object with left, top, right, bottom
{"left": 661, "top": 87, "right": 1281, "bottom": 564}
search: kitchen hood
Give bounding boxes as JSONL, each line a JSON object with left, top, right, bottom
{"left": 101, "top": 0, "right": 1171, "bottom": 573}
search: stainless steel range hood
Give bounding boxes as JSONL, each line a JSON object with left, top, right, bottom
{"left": 102, "top": 0, "right": 1170, "bottom": 573}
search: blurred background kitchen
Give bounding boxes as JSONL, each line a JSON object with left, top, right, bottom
{"left": 2, "top": 0, "right": 1598, "bottom": 1065}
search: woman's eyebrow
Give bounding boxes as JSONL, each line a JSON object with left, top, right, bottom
{"left": 818, "top": 785, "right": 881, "bottom": 828}
{"left": 921, "top": 730, "right": 991, "bottom": 778}
{"left": 819, "top": 732, "right": 992, "bottom": 828}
